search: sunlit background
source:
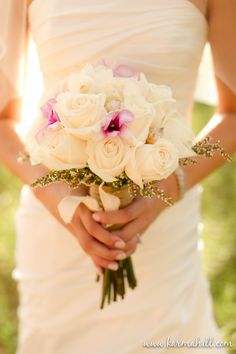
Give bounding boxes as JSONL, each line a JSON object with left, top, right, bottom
{"left": 0, "top": 41, "right": 236, "bottom": 354}
{"left": 19, "top": 38, "right": 43, "bottom": 136}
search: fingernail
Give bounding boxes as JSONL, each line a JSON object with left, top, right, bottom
{"left": 92, "top": 213, "right": 100, "bottom": 221}
{"left": 116, "top": 252, "right": 126, "bottom": 261}
{"left": 108, "top": 262, "right": 119, "bottom": 271}
{"left": 114, "top": 240, "right": 126, "bottom": 249}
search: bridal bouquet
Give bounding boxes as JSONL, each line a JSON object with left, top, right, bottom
{"left": 25, "top": 62, "right": 229, "bottom": 309}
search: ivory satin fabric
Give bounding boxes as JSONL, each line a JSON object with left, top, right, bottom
{"left": 13, "top": 1, "right": 226, "bottom": 353}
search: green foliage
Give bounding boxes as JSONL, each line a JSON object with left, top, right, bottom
{"left": 0, "top": 166, "right": 21, "bottom": 354}
{"left": 0, "top": 103, "right": 235, "bottom": 353}
{"left": 193, "top": 103, "right": 236, "bottom": 353}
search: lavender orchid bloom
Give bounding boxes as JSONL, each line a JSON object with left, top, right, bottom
{"left": 112, "top": 64, "right": 136, "bottom": 78}
{"left": 103, "top": 109, "right": 133, "bottom": 137}
{"left": 36, "top": 98, "right": 60, "bottom": 144}
{"left": 40, "top": 98, "right": 60, "bottom": 125}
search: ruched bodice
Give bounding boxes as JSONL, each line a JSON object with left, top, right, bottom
{"left": 28, "top": 0, "right": 208, "bottom": 119}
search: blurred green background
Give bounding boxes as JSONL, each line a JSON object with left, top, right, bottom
{"left": 0, "top": 103, "right": 235, "bottom": 354}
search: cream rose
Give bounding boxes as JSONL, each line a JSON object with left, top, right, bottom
{"left": 67, "top": 64, "right": 114, "bottom": 94}
{"left": 161, "top": 115, "right": 195, "bottom": 157}
{"left": 67, "top": 71, "right": 96, "bottom": 94}
{"left": 124, "top": 94, "right": 155, "bottom": 145}
{"left": 87, "top": 136, "right": 130, "bottom": 182}
{"left": 139, "top": 73, "right": 173, "bottom": 103}
{"left": 55, "top": 92, "right": 106, "bottom": 139}
{"left": 103, "top": 79, "right": 125, "bottom": 112}
{"left": 34, "top": 123, "right": 87, "bottom": 170}
{"left": 125, "top": 138, "right": 179, "bottom": 188}
{"left": 92, "top": 64, "right": 114, "bottom": 90}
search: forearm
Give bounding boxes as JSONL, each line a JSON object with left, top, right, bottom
{"left": 184, "top": 112, "right": 236, "bottom": 190}
{"left": 0, "top": 119, "right": 48, "bottom": 184}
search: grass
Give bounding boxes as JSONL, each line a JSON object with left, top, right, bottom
{"left": 0, "top": 103, "right": 235, "bottom": 353}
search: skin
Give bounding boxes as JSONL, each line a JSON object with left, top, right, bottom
{"left": 0, "top": 0, "right": 236, "bottom": 274}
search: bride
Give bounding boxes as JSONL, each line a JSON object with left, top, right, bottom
{"left": 0, "top": 0, "right": 235, "bottom": 353}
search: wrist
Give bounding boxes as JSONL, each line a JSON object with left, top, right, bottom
{"left": 32, "top": 182, "right": 70, "bottom": 212}
{"left": 157, "top": 173, "right": 180, "bottom": 207}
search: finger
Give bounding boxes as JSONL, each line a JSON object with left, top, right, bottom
{"left": 79, "top": 203, "right": 126, "bottom": 249}
{"left": 92, "top": 197, "right": 145, "bottom": 225}
{"left": 94, "top": 263, "right": 104, "bottom": 276}
{"left": 113, "top": 216, "right": 146, "bottom": 243}
{"left": 72, "top": 217, "right": 127, "bottom": 262}
{"left": 92, "top": 255, "right": 119, "bottom": 271}
{"left": 123, "top": 236, "right": 139, "bottom": 257}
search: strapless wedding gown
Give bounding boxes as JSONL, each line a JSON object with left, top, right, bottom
{"left": 13, "top": 1, "right": 226, "bottom": 353}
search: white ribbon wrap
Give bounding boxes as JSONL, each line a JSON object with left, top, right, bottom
{"left": 58, "top": 184, "right": 121, "bottom": 224}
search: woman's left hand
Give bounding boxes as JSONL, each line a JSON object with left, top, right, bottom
{"left": 92, "top": 174, "right": 179, "bottom": 257}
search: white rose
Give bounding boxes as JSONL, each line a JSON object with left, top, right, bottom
{"left": 92, "top": 64, "right": 114, "bottom": 89}
{"left": 34, "top": 122, "right": 87, "bottom": 170}
{"left": 124, "top": 81, "right": 155, "bottom": 144}
{"left": 55, "top": 92, "right": 106, "bottom": 139}
{"left": 102, "top": 79, "right": 125, "bottom": 112}
{"left": 87, "top": 136, "right": 130, "bottom": 182}
{"left": 67, "top": 71, "right": 96, "bottom": 94}
{"left": 139, "top": 73, "right": 173, "bottom": 103}
{"left": 161, "top": 115, "right": 195, "bottom": 157}
{"left": 138, "top": 73, "right": 179, "bottom": 127}
{"left": 125, "top": 138, "right": 179, "bottom": 188}
{"left": 66, "top": 64, "right": 96, "bottom": 93}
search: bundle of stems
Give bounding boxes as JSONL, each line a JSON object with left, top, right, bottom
{"left": 90, "top": 184, "right": 138, "bottom": 309}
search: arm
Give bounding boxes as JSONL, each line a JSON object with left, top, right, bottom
{"left": 184, "top": 0, "right": 236, "bottom": 189}
{"left": 183, "top": 81, "right": 236, "bottom": 191}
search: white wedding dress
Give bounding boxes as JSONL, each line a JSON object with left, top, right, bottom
{"left": 13, "top": 1, "right": 226, "bottom": 353}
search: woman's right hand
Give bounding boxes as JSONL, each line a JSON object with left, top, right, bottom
{"left": 33, "top": 181, "right": 127, "bottom": 274}
{"left": 70, "top": 202, "right": 128, "bottom": 273}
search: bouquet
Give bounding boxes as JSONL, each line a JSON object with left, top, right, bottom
{"left": 24, "top": 62, "right": 230, "bottom": 309}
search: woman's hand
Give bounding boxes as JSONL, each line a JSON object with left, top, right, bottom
{"left": 33, "top": 182, "right": 128, "bottom": 274}
{"left": 69, "top": 202, "right": 130, "bottom": 273}
{"left": 92, "top": 174, "right": 179, "bottom": 257}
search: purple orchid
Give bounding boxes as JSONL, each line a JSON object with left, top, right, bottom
{"left": 103, "top": 109, "right": 133, "bottom": 137}
{"left": 40, "top": 98, "right": 60, "bottom": 125}
{"left": 35, "top": 98, "right": 60, "bottom": 144}
{"left": 96, "top": 58, "right": 136, "bottom": 78}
